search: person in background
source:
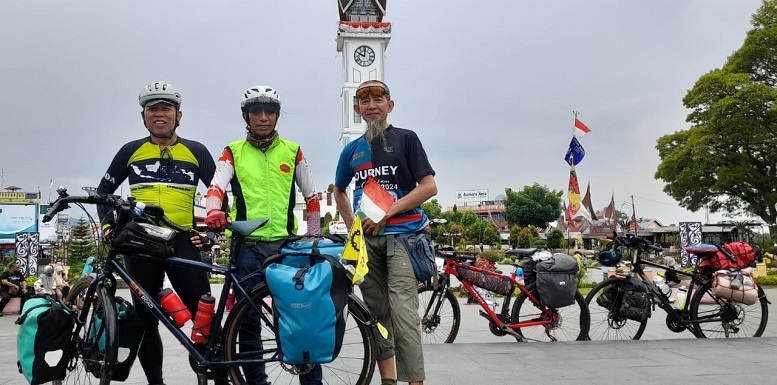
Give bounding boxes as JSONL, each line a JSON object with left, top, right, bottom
{"left": 34, "top": 265, "right": 60, "bottom": 299}
{"left": 0, "top": 262, "right": 29, "bottom": 315}
{"left": 663, "top": 256, "right": 681, "bottom": 286}
{"left": 54, "top": 264, "right": 70, "bottom": 298}
{"left": 82, "top": 256, "right": 99, "bottom": 279}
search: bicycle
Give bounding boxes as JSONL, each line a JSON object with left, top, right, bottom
{"left": 418, "top": 248, "right": 590, "bottom": 343}
{"left": 43, "top": 188, "right": 376, "bottom": 385}
{"left": 585, "top": 233, "right": 768, "bottom": 340}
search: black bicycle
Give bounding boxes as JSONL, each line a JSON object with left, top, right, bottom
{"left": 44, "top": 188, "right": 376, "bottom": 385}
{"left": 586, "top": 233, "right": 768, "bottom": 340}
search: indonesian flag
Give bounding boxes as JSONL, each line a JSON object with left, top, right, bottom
{"left": 359, "top": 177, "right": 395, "bottom": 223}
{"left": 574, "top": 118, "right": 591, "bottom": 137}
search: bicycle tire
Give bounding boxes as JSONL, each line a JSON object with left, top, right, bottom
{"left": 689, "top": 279, "right": 768, "bottom": 338}
{"left": 222, "top": 284, "right": 376, "bottom": 385}
{"left": 510, "top": 284, "right": 590, "bottom": 341}
{"left": 417, "top": 286, "right": 460, "bottom": 343}
{"left": 57, "top": 278, "right": 118, "bottom": 385}
{"left": 585, "top": 277, "right": 648, "bottom": 340}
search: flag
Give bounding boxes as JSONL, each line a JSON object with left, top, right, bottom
{"left": 564, "top": 137, "right": 586, "bottom": 166}
{"left": 565, "top": 200, "right": 573, "bottom": 223}
{"left": 567, "top": 164, "right": 581, "bottom": 205}
{"left": 574, "top": 118, "right": 591, "bottom": 136}
{"left": 342, "top": 215, "right": 369, "bottom": 285}
{"left": 359, "top": 177, "right": 395, "bottom": 223}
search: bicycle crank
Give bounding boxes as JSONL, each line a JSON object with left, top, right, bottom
{"left": 665, "top": 313, "right": 687, "bottom": 333}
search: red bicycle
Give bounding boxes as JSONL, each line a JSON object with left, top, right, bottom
{"left": 418, "top": 248, "right": 590, "bottom": 343}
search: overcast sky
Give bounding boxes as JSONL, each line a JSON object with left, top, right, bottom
{"left": 0, "top": 0, "right": 765, "bottom": 229}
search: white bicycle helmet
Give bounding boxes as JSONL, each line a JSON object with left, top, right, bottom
{"left": 241, "top": 85, "right": 281, "bottom": 108}
{"left": 139, "top": 81, "right": 182, "bottom": 108}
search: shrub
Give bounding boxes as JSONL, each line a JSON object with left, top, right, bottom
{"left": 209, "top": 277, "right": 225, "bottom": 284}
{"left": 479, "top": 251, "right": 503, "bottom": 263}
{"left": 766, "top": 270, "right": 777, "bottom": 276}
{"left": 532, "top": 239, "right": 548, "bottom": 249}
{"left": 755, "top": 275, "right": 777, "bottom": 286}
{"left": 26, "top": 276, "right": 37, "bottom": 287}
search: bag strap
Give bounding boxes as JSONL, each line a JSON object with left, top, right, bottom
{"left": 717, "top": 244, "right": 738, "bottom": 263}
{"left": 14, "top": 303, "right": 52, "bottom": 325}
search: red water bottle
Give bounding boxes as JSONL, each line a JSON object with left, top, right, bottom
{"left": 158, "top": 288, "right": 191, "bottom": 327}
{"left": 190, "top": 292, "right": 216, "bottom": 343}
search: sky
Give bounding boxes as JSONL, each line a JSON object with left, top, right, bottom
{"left": 0, "top": 0, "right": 767, "bottom": 233}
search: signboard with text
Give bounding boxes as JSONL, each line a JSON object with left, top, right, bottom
{"left": 456, "top": 189, "right": 489, "bottom": 205}
{"left": 0, "top": 204, "right": 38, "bottom": 244}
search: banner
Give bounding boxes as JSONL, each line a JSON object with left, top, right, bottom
{"left": 342, "top": 216, "right": 369, "bottom": 285}
{"left": 15, "top": 232, "right": 40, "bottom": 278}
{"left": 679, "top": 222, "right": 703, "bottom": 268}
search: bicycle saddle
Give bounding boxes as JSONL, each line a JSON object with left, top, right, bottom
{"left": 227, "top": 219, "right": 269, "bottom": 237}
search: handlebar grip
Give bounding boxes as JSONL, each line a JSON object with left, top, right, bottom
{"left": 649, "top": 244, "right": 662, "bottom": 252}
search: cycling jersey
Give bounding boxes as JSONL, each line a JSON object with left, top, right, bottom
{"left": 97, "top": 136, "right": 217, "bottom": 228}
{"left": 334, "top": 125, "right": 435, "bottom": 234}
{"left": 206, "top": 138, "right": 317, "bottom": 242}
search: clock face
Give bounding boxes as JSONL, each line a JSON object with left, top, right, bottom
{"left": 354, "top": 45, "right": 375, "bottom": 67}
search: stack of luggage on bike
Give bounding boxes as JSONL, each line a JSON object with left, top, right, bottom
{"left": 699, "top": 241, "right": 759, "bottom": 305}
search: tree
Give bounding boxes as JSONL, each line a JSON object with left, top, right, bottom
{"left": 517, "top": 227, "right": 533, "bottom": 248}
{"left": 655, "top": 1, "right": 777, "bottom": 235}
{"left": 327, "top": 184, "right": 334, "bottom": 193}
{"left": 547, "top": 229, "right": 564, "bottom": 250}
{"left": 459, "top": 211, "right": 479, "bottom": 227}
{"left": 503, "top": 184, "right": 563, "bottom": 228}
{"left": 321, "top": 212, "right": 333, "bottom": 235}
{"left": 420, "top": 199, "right": 443, "bottom": 219}
{"left": 508, "top": 225, "right": 521, "bottom": 248}
{"left": 67, "top": 217, "right": 95, "bottom": 265}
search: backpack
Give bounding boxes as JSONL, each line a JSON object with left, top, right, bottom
{"left": 535, "top": 253, "right": 579, "bottom": 308}
{"left": 87, "top": 296, "right": 144, "bottom": 381}
{"left": 618, "top": 276, "right": 651, "bottom": 322}
{"left": 16, "top": 296, "right": 73, "bottom": 385}
{"left": 265, "top": 237, "right": 349, "bottom": 365}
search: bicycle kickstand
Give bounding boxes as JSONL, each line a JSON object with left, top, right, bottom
{"left": 196, "top": 365, "right": 208, "bottom": 385}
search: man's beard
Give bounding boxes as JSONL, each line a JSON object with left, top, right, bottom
{"left": 364, "top": 120, "right": 387, "bottom": 147}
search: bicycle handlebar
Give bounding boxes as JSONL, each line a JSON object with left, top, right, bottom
{"left": 611, "top": 231, "right": 662, "bottom": 253}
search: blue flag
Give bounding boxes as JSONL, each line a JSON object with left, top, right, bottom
{"left": 564, "top": 137, "right": 585, "bottom": 166}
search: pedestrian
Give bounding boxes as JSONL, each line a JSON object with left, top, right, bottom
{"left": 334, "top": 80, "right": 437, "bottom": 385}
{"left": 0, "top": 262, "right": 29, "bottom": 315}
{"left": 205, "top": 84, "right": 321, "bottom": 384}
{"left": 96, "top": 81, "right": 222, "bottom": 385}
{"left": 34, "top": 265, "right": 60, "bottom": 299}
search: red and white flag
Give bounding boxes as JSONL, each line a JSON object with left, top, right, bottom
{"left": 574, "top": 118, "right": 591, "bottom": 137}
{"left": 359, "top": 177, "right": 395, "bottom": 222}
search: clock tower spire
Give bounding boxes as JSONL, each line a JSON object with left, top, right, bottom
{"left": 336, "top": 0, "right": 391, "bottom": 148}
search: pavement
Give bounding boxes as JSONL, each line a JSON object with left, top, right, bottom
{"left": 2, "top": 282, "right": 777, "bottom": 384}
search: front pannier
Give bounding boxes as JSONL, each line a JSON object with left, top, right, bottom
{"left": 535, "top": 253, "right": 579, "bottom": 308}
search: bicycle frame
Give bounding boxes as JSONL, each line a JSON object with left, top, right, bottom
{"left": 435, "top": 256, "right": 555, "bottom": 332}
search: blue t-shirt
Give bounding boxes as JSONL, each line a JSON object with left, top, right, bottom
{"left": 334, "top": 125, "right": 435, "bottom": 234}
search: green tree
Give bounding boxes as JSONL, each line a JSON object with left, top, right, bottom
{"left": 459, "top": 211, "right": 479, "bottom": 227}
{"left": 449, "top": 223, "right": 466, "bottom": 246}
{"left": 327, "top": 184, "right": 334, "bottom": 193}
{"left": 547, "top": 229, "right": 564, "bottom": 250}
{"left": 508, "top": 225, "right": 521, "bottom": 248}
{"left": 321, "top": 212, "right": 333, "bottom": 235}
{"left": 420, "top": 199, "right": 443, "bottom": 219}
{"left": 655, "top": 1, "right": 777, "bottom": 235}
{"left": 482, "top": 225, "right": 501, "bottom": 248}
{"left": 503, "top": 184, "right": 563, "bottom": 228}
{"left": 517, "top": 227, "right": 533, "bottom": 248}
{"left": 67, "top": 217, "right": 95, "bottom": 265}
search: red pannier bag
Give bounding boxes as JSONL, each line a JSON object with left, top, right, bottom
{"left": 697, "top": 242, "right": 757, "bottom": 271}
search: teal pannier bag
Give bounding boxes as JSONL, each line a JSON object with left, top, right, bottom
{"left": 264, "top": 238, "right": 349, "bottom": 365}
{"left": 16, "top": 296, "right": 73, "bottom": 384}
{"left": 88, "top": 296, "right": 144, "bottom": 381}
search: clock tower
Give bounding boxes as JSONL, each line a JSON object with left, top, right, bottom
{"left": 336, "top": 0, "right": 391, "bottom": 149}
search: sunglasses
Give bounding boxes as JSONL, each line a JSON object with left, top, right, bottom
{"left": 356, "top": 85, "right": 388, "bottom": 99}
{"left": 160, "top": 148, "right": 174, "bottom": 181}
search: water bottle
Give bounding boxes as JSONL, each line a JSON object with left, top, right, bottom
{"left": 191, "top": 292, "right": 216, "bottom": 343}
{"left": 158, "top": 288, "right": 191, "bottom": 327}
{"left": 654, "top": 275, "right": 671, "bottom": 299}
{"left": 133, "top": 201, "right": 146, "bottom": 217}
{"left": 513, "top": 267, "right": 524, "bottom": 285}
{"left": 675, "top": 286, "right": 688, "bottom": 310}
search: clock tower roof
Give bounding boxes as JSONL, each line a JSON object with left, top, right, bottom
{"left": 338, "top": 0, "right": 387, "bottom": 22}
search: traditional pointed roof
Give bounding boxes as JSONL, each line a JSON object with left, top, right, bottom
{"left": 600, "top": 193, "right": 616, "bottom": 222}
{"left": 581, "top": 182, "right": 597, "bottom": 221}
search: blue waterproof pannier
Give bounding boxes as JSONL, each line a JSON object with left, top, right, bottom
{"left": 16, "top": 296, "right": 73, "bottom": 385}
{"left": 265, "top": 236, "right": 349, "bottom": 365}
{"left": 88, "top": 296, "right": 144, "bottom": 381}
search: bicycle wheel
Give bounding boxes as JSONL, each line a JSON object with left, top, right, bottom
{"left": 222, "top": 285, "right": 376, "bottom": 385}
{"left": 689, "top": 280, "right": 768, "bottom": 338}
{"left": 585, "top": 278, "right": 648, "bottom": 340}
{"left": 510, "top": 284, "right": 589, "bottom": 341}
{"left": 57, "top": 279, "right": 118, "bottom": 385}
{"left": 417, "top": 286, "right": 460, "bottom": 343}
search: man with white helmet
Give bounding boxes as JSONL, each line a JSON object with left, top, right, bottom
{"left": 205, "top": 85, "right": 321, "bottom": 384}
{"left": 96, "top": 81, "right": 220, "bottom": 385}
